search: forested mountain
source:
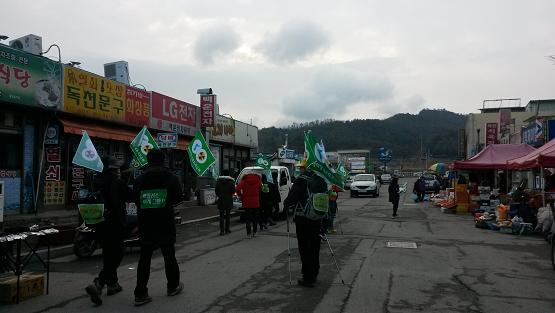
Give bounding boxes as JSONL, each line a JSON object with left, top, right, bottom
{"left": 258, "top": 109, "right": 466, "bottom": 158}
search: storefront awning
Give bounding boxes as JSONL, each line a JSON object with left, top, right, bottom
{"left": 59, "top": 118, "right": 189, "bottom": 150}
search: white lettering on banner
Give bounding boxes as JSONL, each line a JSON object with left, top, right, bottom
{"left": 161, "top": 98, "right": 197, "bottom": 122}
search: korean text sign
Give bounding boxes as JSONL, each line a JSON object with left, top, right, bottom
{"left": 150, "top": 92, "right": 198, "bottom": 135}
{"left": 485, "top": 122, "right": 498, "bottom": 146}
{"left": 125, "top": 86, "right": 150, "bottom": 127}
{"left": 200, "top": 95, "right": 215, "bottom": 127}
{"left": 0, "top": 45, "right": 62, "bottom": 108}
{"left": 63, "top": 66, "right": 125, "bottom": 122}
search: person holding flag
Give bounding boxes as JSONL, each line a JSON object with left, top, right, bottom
{"left": 133, "top": 149, "right": 184, "bottom": 306}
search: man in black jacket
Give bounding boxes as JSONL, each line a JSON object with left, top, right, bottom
{"left": 215, "top": 170, "right": 235, "bottom": 235}
{"left": 283, "top": 161, "right": 323, "bottom": 287}
{"left": 85, "top": 157, "right": 130, "bottom": 305}
{"left": 133, "top": 149, "right": 183, "bottom": 306}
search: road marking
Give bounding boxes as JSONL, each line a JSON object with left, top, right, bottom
{"left": 386, "top": 241, "right": 417, "bottom": 249}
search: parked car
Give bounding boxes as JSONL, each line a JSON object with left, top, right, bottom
{"left": 422, "top": 173, "right": 441, "bottom": 193}
{"left": 380, "top": 173, "right": 392, "bottom": 184}
{"left": 350, "top": 174, "right": 380, "bottom": 197}
{"left": 344, "top": 174, "right": 356, "bottom": 190}
{"left": 233, "top": 166, "right": 292, "bottom": 219}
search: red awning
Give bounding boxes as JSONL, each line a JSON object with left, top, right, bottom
{"left": 59, "top": 118, "right": 189, "bottom": 150}
{"left": 454, "top": 144, "right": 536, "bottom": 170}
{"left": 507, "top": 139, "right": 555, "bottom": 169}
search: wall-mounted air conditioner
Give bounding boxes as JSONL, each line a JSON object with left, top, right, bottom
{"left": 9, "top": 34, "right": 42, "bottom": 55}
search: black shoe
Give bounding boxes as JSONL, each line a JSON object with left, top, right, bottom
{"left": 107, "top": 283, "right": 122, "bottom": 296}
{"left": 85, "top": 284, "right": 102, "bottom": 305}
{"left": 225, "top": 229, "right": 232, "bottom": 234}
{"left": 134, "top": 295, "right": 152, "bottom": 306}
{"left": 219, "top": 231, "right": 225, "bottom": 236}
{"left": 268, "top": 221, "right": 276, "bottom": 226}
{"left": 297, "top": 279, "right": 315, "bottom": 288}
{"left": 167, "top": 282, "right": 184, "bottom": 296}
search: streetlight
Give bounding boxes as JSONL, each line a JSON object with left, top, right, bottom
{"left": 68, "top": 61, "right": 81, "bottom": 67}
{"left": 40, "top": 44, "right": 61, "bottom": 62}
{"left": 0, "top": 35, "right": 8, "bottom": 41}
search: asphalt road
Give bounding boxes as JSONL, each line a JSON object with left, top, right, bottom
{"left": 5, "top": 178, "right": 555, "bottom": 313}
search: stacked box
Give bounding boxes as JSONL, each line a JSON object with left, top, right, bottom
{"left": 0, "top": 273, "right": 44, "bottom": 303}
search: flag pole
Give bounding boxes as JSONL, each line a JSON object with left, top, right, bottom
{"left": 34, "top": 119, "right": 51, "bottom": 215}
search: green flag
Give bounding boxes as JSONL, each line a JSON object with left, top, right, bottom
{"left": 336, "top": 162, "right": 349, "bottom": 179}
{"left": 304, "top": 131, "right": 344, "bottom": 189}
{"left": 130, "top": 126, "right": 159, "bottom": 168}
{"left": 72, "top": 131, "right": 104, "bottom": 172}
{"left": 188, "top": 131, "right": 216, "bottom": 176}
{"left": 256, "top": 154, "right": 271, "bottom": 170}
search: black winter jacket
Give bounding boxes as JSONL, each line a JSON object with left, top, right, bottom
{"left": 215, "top": 176, "right": 235, "bottom": 210}
{"left": 92, "top": 171, "right": 130, "bottom": 239}
{"left": 133, "top": 166, "right": 182, "bottom": 245}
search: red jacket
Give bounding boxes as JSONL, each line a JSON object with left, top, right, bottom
{"left": 236, "top": 173, "right": 262, "bottom": 209}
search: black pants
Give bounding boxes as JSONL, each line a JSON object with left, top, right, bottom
{"left": 245, "top": 208, "right": 258, "bottom": 235}
{"left": 259, "top": 204, "right": 272, "bottom": 227}
{"left": 219, "top": 209, "right": 231, "bottom": 232}
{"left": 134, "top": 243, "right": 180, "bottom": 297}
{"left": 417, "top": 192, "right": 425, "bottom": 202}
{"left": 295, "top": 217, "right": 321, "bottom": 283}
{"left": 392, "top": 198, "right": 399, "bottom": 216}
{"left": 97, "top": 237, "right": 124, "bottom": 286}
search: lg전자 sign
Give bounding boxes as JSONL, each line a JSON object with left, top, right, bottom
{"left": 157, "top": 132, "right": 178, "bottom": 148}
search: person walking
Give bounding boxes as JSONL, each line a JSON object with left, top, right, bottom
{"left": 85, "top": 157, "right": 130, "bottom": 305}
{"left": 215, "top": 170, "right": 235, "bottom": 235}
{"left": 284, "top": 160, "right": 327, "bottom": 287}
{"left": 236, "top": 172, "right": 262, "bottom": 238}
{"left": 270, "top": 172, "right": 281, "bottom": 223}
{"left": 388, "top": 176, "right": 400, "bottom": 218}
{"left": 259, "top": 175, "right": 273, "bottom": 230}
{"left": 413, "top": 176, "right": 426, "bottom": 202}
{"left": 133, "top": 149, "right": 183, "bottom": 306}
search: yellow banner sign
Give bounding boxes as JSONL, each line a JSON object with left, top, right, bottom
{"left": 63, "top": 66, "right": 125, "bottom": 122}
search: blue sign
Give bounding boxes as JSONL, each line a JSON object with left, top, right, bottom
{"left": 377, "top": 147, "right": 392, "bottom": 163}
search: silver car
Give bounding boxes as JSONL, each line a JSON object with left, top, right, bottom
{"left": 350, "top": 174, "right": 380, "bottom": 197}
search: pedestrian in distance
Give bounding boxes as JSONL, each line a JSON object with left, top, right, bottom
{"left": 324, "top": 184, "right": 341, "bottom": 233}
{"left": 85, "top": 157, "right": 131, "bottom": 306}
{"left": 132, "top": 149, "right": 184, "bottom": 306}
{"left": 215, "top": 170, "right": 235, "bottom": 235}
{"left": 269, "top": 171, "right": 281, "bottom": 224}
{"left": 284, "top": 159, "right": 328, "bottom": 288}
{"left": 236, "top": 172, "right": 262, "bottom": 238}
{"left": 413, "top": 176, "right": 426, "bottom": 202}
{"left": 259, "top": 175, "right": 273, "bottom": 230}
{"left": 388, "top": 176, "right": 400, "bottom": 218}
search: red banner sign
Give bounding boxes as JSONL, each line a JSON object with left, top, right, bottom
{"left": 485, "top": 122, "right": 498, "bottom": 146}
{"left": 200, "top": 95, "right": 215, "bottom": 127}
{"left": 125, "top": 87, "right": 150, "bottom": 127}
{"left": 150, "top": 92, "right": 197, "bottom": 135}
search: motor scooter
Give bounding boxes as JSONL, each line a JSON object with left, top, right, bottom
{"left": 73, "top": 201, "right": 140, "bottom": 258}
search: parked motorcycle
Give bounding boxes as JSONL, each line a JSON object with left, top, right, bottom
{"left": 73, "top": 201, "right": 140, "bottom": 258}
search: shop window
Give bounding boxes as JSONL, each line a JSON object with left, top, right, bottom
{"left": 0, "top": 133, "right": 22, "bottom": 169}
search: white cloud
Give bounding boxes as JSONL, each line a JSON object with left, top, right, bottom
{"left": 193, "top": 25, "right": 241, "bottom": 64}
{"left": 256, "top": 21, "right": 330, "bottom": 63}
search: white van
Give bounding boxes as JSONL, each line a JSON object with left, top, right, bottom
{"left": 233, "top": 166, "right": 292, "bottom": 219}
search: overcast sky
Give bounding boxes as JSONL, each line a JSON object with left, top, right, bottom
{"left": 3, "top": 0, "right": 555, "bottom": 127}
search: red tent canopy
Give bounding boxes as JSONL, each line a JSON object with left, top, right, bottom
{"left": 506, "top": 139, "right": 555, "bottom": 169}
{"left": 454, "top": 144, "right": 536, "bottom": 170}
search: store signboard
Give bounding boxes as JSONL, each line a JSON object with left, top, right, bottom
{"left": 209, "top": 115, "right": 235, "bottom": 143}
{"left": 499, "top": 109, "right": 511, "bottom": 135}
{"left": 0, "top": 45, "right": 62, "bottom": 108}
{"left": 485, "top": 122, "right": 498, "bottom": 146}
{"left": 150, "top": 92, "right": 198, "bottom": 136}
{"left": 156, "top": 132, "right": 178, "bottom": 148}
{"left": 125, "top": 86, "right": 150, "bottom": 127}
{"left": 200, "top": 95, "right": 215, "bottom": 127}
{"left": 63, "top": 66, "right": 125, "bottom": 122}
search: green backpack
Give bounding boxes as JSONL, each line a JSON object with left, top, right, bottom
{"left": 300, "top": 174, "right": 329, "bottom": 220}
